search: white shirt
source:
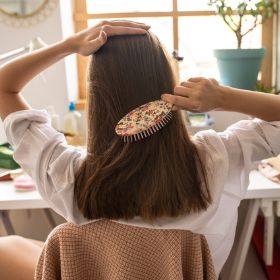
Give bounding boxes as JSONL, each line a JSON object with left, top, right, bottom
{"left": 4, "top": 109, "right": 280, "bottom": 275}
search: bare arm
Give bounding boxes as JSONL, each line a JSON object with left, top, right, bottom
{"left": 0, "top": 20, "right": 149, "bottom": 120}
{"left": 219, "top": 86, "right": 280, "bottom": 121}
{"left": 161, "top": 77, "right": 280, "bottom": 122}
{"left": 0, "top": 41, "right": 71, "bottom": 119}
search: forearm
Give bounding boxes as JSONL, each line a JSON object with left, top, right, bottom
{"left": 0, "top": 21, "right": 148, "bottom": 120}
{"left": 0, "top": 21, "right": 149, "bottom": 95}
{"left": 0, "top": 39, "right": 73, "bottom": 94}
{"left": 219, "top": 86, "right": 280, "bottom": 122}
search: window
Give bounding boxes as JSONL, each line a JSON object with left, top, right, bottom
{"left": 74, "top": 0, "right": 275, "bottom": 108}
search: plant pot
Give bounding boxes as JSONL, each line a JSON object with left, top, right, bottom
{"left": 213, "top": 48, "right": 266, "bottom": 90}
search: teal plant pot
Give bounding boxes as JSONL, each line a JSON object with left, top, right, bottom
{"left": 213, "top": 48, "right": 266, "bottom": 90}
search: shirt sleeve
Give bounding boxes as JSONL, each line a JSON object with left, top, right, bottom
{"left": 218, "top": 118, "right": 280, "bottom": 198}
{"left": 194, "top": 118, "right": 280, "bottom": 200}
{"left": 3, "top": 109, "right": 88, "bottom": 224}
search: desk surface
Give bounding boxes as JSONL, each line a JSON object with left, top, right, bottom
{"left": 0, "top": 180, "right": 48, "bottom": 210}
{"left": 246, "top": 170, "right": 280, "bottom": 199}
{"left": 0, "top": 170, "right": 280, "bottom": 210}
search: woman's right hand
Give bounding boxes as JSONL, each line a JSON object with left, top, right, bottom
{"left": 162, "top": 77, "right": 280, "bottom": 122}
{"left": 161, "top": 77, "right": 224, "bottom": 113}
{"left": 66, "top": 20, "right": 150, "bottom": 56}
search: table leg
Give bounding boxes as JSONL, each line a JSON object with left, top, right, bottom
{"left": 0, "top": 210, "right": 15, "bottom": 235}
{"left": 275, "top": 200, "right": 280, "bottom": 217}
{"left": 261, "top": 199, "right": 274, "bottom": 265}
{"left": 228, "top": 199, "right": 261, "bottom": 280}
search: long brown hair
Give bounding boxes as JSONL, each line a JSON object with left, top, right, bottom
{"left": 74, "top": 32, "right": 211, "bottom": 221}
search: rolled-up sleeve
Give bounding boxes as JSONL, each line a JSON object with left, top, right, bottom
{"left": 3, "top": 110, "right": 87, "bottom": 223}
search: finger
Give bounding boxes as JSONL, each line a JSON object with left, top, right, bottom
{"left": 107, "top": 20, "right": 151, "bottom": 30}
{"left": 174, "top": 86, "right": 193, "bottom": 97}
{"left": 90, "top": 31, "right": 107, "bottom": 52}
{"left": 161, "top": 94, "right": 192, "bottom": 110}
{"left": 102, "top": 25, "right": 148, "bottom": 36}
{"left": 180, "top": 81, "right": 196, "bottom": 88}
{"left": 209, "top": 78, "right": 219, "bottom": 85}
{"left": 97, "top": 20, "right": 150, "bottom": 30}
{"left": 188, "top": 77, "right": 205, "bottom": 83}
{"left": 171, "top": 105, "right": 186, "bottom": 111}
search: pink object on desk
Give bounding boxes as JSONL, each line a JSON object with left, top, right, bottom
{"left": 258, "top": 155, "right": 280, "bottom": 184}
{"left": 13, "top": 175, "right": 36, "bottom": 192}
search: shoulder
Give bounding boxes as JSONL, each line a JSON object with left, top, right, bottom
{"left": 193, "top": 129, "right": 226, "bottom": 153}
{"left": 192, "top": 129, "right": 229, "bottom": 169}
{"left": 192, "top": 129, "right": 230, "bottom": 194}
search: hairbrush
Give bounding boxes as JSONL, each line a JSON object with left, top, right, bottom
{"left": 115, "top": 100, "right": 173, "bottom": 142}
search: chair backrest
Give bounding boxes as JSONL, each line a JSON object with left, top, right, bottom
{"left": 35, "top": 220, "right": 216, "bottom": 280}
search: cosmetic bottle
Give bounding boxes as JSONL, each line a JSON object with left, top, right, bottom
{"left": 64, "top": 102, "right": 82, "bottom": 136}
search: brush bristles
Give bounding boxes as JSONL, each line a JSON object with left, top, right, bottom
{"left": 122, "top": 112, "right": 173, "bottom": 143}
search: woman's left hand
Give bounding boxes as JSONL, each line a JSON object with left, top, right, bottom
{"left": 66, "top": 20, "right": 150, "bottom": 56}
{"left": 0, "top": 20, "right": 150, "bottom": 120}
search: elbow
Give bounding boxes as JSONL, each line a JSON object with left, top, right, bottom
{"left": 0, "top": 67, "right": 19, "bottom": 95}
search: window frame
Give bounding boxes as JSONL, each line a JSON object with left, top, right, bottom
{"left": 74, "top": 0, "right": 275, "bottom": 109}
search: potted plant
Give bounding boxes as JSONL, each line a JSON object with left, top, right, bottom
{"left": 208, "top": 0, "right": 276, "bottom": 90}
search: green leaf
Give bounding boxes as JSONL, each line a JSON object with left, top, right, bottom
{"left": 208, "top": 0, "right": 277, "bottom": 43}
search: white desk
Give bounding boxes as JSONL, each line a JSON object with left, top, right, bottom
{"left": 0, "top": 180, "right": 48, "bottom": 210}
{"left": 246, "top": 170, "right": 280, "bottom": 199}
{"left": 0, "top": 170, "right": 280, "bottom": 279}
{"left": 0, "top": 180, "right": 55, "bottom": 235}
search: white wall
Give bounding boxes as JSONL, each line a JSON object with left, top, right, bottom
{"left": 0, "top": 0, "right": 77, "bottom": 142}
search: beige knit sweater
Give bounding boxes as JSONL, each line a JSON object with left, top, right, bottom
{"left": 35, "top": 220, "right": 216, "bottom": 280}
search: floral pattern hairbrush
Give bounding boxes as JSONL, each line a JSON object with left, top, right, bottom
{"left": 115, "top": 100, "right": 173, "bottom": 142}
